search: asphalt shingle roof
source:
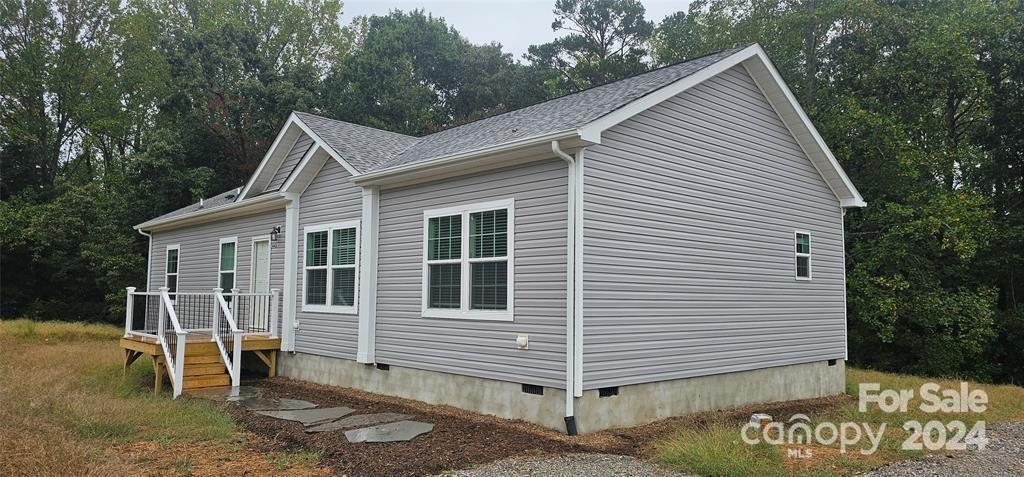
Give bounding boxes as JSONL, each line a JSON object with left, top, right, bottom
{"left": 146, "top": 46, "right": 745, "bottom": 224}
{"left": 153, "top": 187, "right": 242, "bottom": 221}
{"left": 293, "top": 112, "right": 419, "bottom": 171}
{"left": 300, "top": 46, "right": 746, "bottom": 174}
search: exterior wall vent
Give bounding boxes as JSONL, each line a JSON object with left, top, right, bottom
{"left": 827, "top": 359, "right": 837, "bottom": 366}
{"left": 375, "top": 363, "right": 390, "bottom": 371}
{"left": 521, "top": 384, "right": 544, "bottom": 395}
{"left": 599, "top": 386, "right": 619, "bottom": 398}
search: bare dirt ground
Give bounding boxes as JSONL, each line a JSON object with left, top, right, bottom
{"left": 221, "top": 377, "right": 851, "bottom": 476}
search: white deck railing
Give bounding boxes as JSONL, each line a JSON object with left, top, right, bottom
{"left": 124, "top": 286, "right": 280, "bottom": 397}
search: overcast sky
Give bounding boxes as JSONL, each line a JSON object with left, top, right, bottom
{"left": 343, "top": 1, "right": 692, "bottom": 59}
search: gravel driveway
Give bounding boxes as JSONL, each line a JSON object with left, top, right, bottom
{"left": 863, "top": 421, "right": 1024, "bottom": 477}
{"left": 438, "top": 454, "right": 691, "bottom": 477}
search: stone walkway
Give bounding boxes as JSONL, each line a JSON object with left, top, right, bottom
{"left": 192, "top": 386, "right": 434, "bottom": 443}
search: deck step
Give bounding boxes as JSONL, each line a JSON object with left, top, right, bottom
{"left": 184, "top": 354, "right": 222, "bottom": 364}
{"left": 182, "top": 373, "right": 231, "bottom": 390}
{"left": 183, "top": 363, "right": 227, "bottom": 376}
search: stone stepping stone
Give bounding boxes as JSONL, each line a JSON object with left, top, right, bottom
{"left": 344, "top": 420, "right": 434, "bottom": 443}
{"left": 188, "top": 386, "right": 262, "bottom": 402}
{"left": 239, "top": 397, "right": 317, "bottom": 411}
{"left": 305, "top": 412, "right": 413, "bottom": 433}
{"left": 255, "top": 407, "right": 355, "bottom": 426}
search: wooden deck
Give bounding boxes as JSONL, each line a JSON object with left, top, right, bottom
{"left": 121, "top": 333, "right": 280, "bottom": 394}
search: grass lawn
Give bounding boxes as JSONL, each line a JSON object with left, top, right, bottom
{"left": 652, "top": 367, "right": 1024, "bottom": 477}
{"left": 0, "top": 319, "right": 326, "bottom": 476}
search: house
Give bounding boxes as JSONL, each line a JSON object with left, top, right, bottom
{"left": 122, "top": 43, "right": 865, "bottom": 434}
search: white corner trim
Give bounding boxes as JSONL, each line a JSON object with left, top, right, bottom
{"left": 573, "top": 148, "right": 584, "bottom": 397}
{"left": 281, "top": 194, "right": 300, "bottom": 351}
{"left": 356, "top": 186, "right": 380, "bottom": 363}
{"left": 420, "top": 198, "right": 515, "bottom": 322}
{"left": 300, "top": 219, "right": 361, "bottom": 316}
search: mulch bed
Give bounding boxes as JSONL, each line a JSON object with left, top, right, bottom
{"left": 217, "top": 377, "right": 852, "bottom": 476}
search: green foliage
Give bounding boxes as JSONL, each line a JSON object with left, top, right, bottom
{"left": 526, "top": 0, "right": 653, "bottom": 93}
{"left": 2, "top": 0, "right": 1023, "bottom": 386}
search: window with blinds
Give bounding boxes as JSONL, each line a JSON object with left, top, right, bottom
{"left": 422, "top": 199, "right": 514, "bottom": 321}
{"left": 304, "top": 221, "right": 359, "bottom": 313}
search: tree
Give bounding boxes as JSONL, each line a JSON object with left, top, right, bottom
{"left": 323, "top": 10, "right": 543, "bottom": 136}
{"left": 527, "top": 0, "right": 653, "bottom": 93}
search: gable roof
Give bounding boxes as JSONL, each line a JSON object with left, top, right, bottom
{"left": 292, "top": 112, "right": 419, "bottom": 172}
{"left": 141, "top": 44, "right": 864, "bottom": 229}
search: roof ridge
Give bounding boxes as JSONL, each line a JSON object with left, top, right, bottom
{"left": 293, "top": 111, "right": 421, "bottom": 141}
{"left": 408, "top": 44, "right": 753, "bottom": 140}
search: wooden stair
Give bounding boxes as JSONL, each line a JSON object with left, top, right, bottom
{"left": 179, "top": 349, "right": 230, "bottom": 390}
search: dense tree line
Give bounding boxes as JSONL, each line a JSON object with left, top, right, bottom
{"left": 2, "top": 0, "right": 1022, "bottom": 384}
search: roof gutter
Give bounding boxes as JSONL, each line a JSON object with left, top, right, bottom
{"left": 354, "top": 129, "right": 581, "bottom": 185}
{"left": 134, "top": 193, "right": 287, "bottom": 232}
{"left": 552, "top": 140, "right": 582, "bottom": 436}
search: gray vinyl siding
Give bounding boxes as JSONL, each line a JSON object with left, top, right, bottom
{"left": 266, "top": 133, "right": 313, "bottom": 192}
{"left": 293, "top": 158, "right": 362, "bottom": 359}
{"left": 581, "top": 65, "right": 846, "bottom": 390}
{"left": 375, "top": 160, "right": 568, "bottom": 388}
{"left": 148, "top": 208, "right": 286, "bottom": 334}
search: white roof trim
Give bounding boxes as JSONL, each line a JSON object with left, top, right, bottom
{"left": 135, "top": 193, "right": 287, "bottom": 231}
{"left": 576, "top": 44, "right": 865, "bottom": 208}
{"left": 280, "top": 144, "right": 332, "bottom": 194}
{"left": 238, "top": 113, "right": 362, "bottom": 201}
{"left": 239, "top": 113, "right": 302, "bottom": 200}
{"left": 291, "top": 114, "right": 361, "bottom": 177}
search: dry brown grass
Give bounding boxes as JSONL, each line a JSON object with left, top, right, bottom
{"left": 0, "top": 319, "right": 328, "bottom": 476}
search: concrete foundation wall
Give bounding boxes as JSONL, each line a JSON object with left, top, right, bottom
{"left": 279, "top": 352, "right": 845, "bottom": 433}
{"left": 575, "top": 359, "right": 845, "bottom": 433}
{"left": 278, "top": 352, "right": 567, "bottom": 430}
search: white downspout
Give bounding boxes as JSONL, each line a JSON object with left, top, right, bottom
{"left": 137, "top": 228, "right": 153, "bottom": 291}
{"left": 552, "top": 140, "right": 578, "bottom": 435}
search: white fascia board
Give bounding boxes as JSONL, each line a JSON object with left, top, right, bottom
{"left": 577, "top": 43, "right": 866, "bottom": 209}
{"left": 239, "top": 112, "right": 303, "bottom": 200}
{"left": 354, "top": 129, "right": 582, "bottom": 185}
{"left": 134, "top": 194, "right": 287, "bottom": 232}
{"left": 290, "top": 115, "right": 362, "bottom": 177}
{"left": 279, "top": 144, "right": 326, "bottom": 194}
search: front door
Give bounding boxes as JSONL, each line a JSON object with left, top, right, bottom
{"left": 251, "top": 239, "right": 271, "bottom": 293}
{"left": 250, "top": 239, "right": 272, "bottom": 331}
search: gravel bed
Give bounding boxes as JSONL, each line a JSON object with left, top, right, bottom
{"left": 438, "top": 453, "right": 692, "bottom": 477}
{"left": 863, "top": 421, "right": 1024, "bottom": 477}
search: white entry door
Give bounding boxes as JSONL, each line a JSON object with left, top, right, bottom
{"left": 250, "top": 239, "right": 272, "bottom": 331}
{"left": 251, "top": 239, "right": 271, "bottom": 293}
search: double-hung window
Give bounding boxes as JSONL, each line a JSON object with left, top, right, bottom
{"left": 423, "top": 199, "right": 514, "bottom": 321}
{"left": 795, "top": 231, "right": 811, "bottom": 280}
{"left": 165, "top": 245, "right": 180, "bottom": 293}
{"left": 303, "top": 221, "right": 359, "bottom": 313}
{"left": 219, "top": 237, "right": 237, "bottom": 293}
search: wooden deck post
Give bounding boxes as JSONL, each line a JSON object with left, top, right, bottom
{"left": 152, "top": 356, "right": 164, "bottom": 395}
{"left": 124, "top": 287, "right": 136, "bottom": 338}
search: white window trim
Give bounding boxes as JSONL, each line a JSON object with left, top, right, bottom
{"left": 250, "top": 235, "right": 271, "bottom": 293}
{"left": 301, "top": 220, "right": 360, "bottom": 314}
{"left": 795, "top": 230, "right": 812, "bottom": 281}
{"left": 421, "top": 198, "right": 515, "bottom": 321}
{"left": 165, "top": 244, "right": 180, "bottom": 292}
{"left": 218, "top": 236, "right": 238, "bottom": 291}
